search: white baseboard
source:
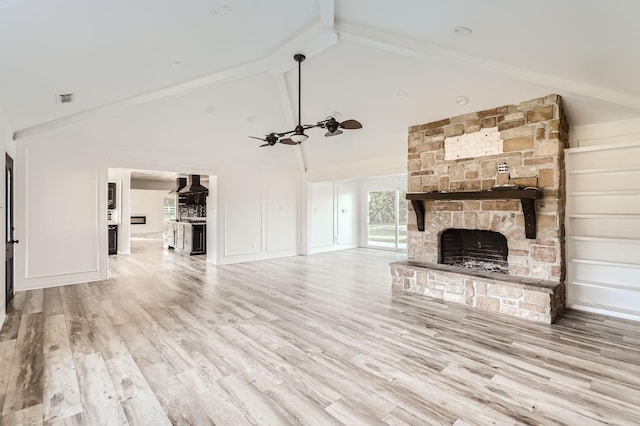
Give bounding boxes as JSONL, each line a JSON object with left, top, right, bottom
{"left": 218, "top": 249, "right": 300, "bottom": 265}
{"left": 567, "top": 303, "right": 640, "bottom": 322}
{"left": 18, "top": 270, "right": 104, "bottom": 291}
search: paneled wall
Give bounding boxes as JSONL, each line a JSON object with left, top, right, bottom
{"left": 17, "top": 147, "right": 107, "bottom": 289}
{"left": 308, "top": 175, "right": 407, "bottom": 254}
{"left": 308, "top": 180, "right": 359, "bottom": 253}
{"left": 16, "top": 136, "right": 301, "bottom": 288}
{"left": 566, "top": 141, "right": 640, "bottom": 320}
{"left": 309, "top": 181, "right": 334, "bottom": 250}
{"left": 219, "top": 168, "right": 299, "bottom": 263}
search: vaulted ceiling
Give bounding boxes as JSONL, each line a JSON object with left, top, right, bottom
{"left": 1, "top": 0, "right": 639, "bottom": 171}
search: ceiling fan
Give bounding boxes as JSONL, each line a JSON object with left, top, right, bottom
{"left": 250, "top": 53, "right": 363, "bottom": 147}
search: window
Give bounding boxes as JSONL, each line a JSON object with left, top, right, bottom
{"left": 367, "top": 189, "right": 407, "bottom": 250}
{"left": 163, "top": 197, "right": 176, "bottom": 221}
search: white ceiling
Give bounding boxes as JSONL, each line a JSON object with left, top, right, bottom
{"left": 2, "top": 0, "right": 640, "bottom": 171}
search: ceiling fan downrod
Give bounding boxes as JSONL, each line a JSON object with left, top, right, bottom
{"left": 289, "top": 53, "right": 308, "bottom": 144}
{"left": 248, "top": 53, "right": 362, "bottom": 147}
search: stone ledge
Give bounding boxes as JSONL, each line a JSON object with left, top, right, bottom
{"left": 390, "top": 261, "right": 565, "bottom": 324}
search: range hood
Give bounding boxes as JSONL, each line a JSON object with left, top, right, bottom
{"left": 168, "top": 177, "right": 187, "bottom": 194}
{"left": 179, "top": 175, "right": 208, "bottom": 194}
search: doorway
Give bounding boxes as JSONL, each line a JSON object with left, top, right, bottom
{"left": 106, "top": 168, "right": 217, "bottom": 267}
{"left": 367, "top": 189, "right": 407, "bottom": 250}
{"left": 5, "top": 154, "right": 15, "bottom": 308}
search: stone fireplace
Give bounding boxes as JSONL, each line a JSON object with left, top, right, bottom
{"left": 390, "top": 94, "right": 568, "bottom": 323}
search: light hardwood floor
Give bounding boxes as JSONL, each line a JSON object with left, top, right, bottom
{"left": 1, "top": 240, "right": 639, "bottom": 425}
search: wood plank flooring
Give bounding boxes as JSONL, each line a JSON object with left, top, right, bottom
{"left": 1, "top": 240, "right": 639, "bottom": 425}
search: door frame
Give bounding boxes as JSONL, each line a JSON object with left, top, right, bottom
{"left": 5, "top": 153, "right": 15, "bottom": 308}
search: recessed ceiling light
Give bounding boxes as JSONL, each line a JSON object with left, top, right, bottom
{"left": 453, "top": 26, "right": 472, "bottom": 36}
{"left": 246, "top": 115, "right": 257, "bottom": 122}
{"left": 456, "top": 95, "right": 469, "bottom": 105}
{"left": 395, "top": 89, "right": 408, "bottom": 98}
{"left": 204, "top": 106, "right": 217, "bottom": 114}
{"left": 210, "top": 5, "right": 231, "bottom": 16}
{"left": 167, "top": 61, "right": 181, "bottom": 68}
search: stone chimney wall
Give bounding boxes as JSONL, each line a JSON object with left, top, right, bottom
{"left": 407, "top": 94, "right": 569, "bottom": 281}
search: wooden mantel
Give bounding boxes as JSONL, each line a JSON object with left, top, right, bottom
{"left": 407, "top": 188, "right": 542, "bottom": 238}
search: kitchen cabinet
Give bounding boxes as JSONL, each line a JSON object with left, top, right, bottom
{"left": 162, "top": 221, "right": 206, "bottom": 255}
{"left": 108, "top": 225, "right": 118, "bottom": 255}
{"left": 108, "top": 182, "right": 116, "bottom": 209}
{"left": 163, "top": 221, "right": 175, "bottom": 249}
{"left": 192, "top": 224, "right": 206, "bottom": 254}
{"left": 175, "top": 223, "right": 185, "bottom": 251}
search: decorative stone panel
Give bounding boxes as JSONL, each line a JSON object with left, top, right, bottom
{"left": 444, "top": 127, "right": 503, "bottom": 160}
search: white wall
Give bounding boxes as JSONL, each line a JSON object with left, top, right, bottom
{"left": 336, "top": 180, "right": 359, "bottom": 246}
{"left": 265, "top": 171, "right": 299, "bottom": 253}
{"left": 130, "top": 189, "right": 167, "bottom": 235}
{"left": 309, "top": 181, "right": 335, "bottom": 251}
{"left": 15, "top": 131, "right": 301, "bottom": 289}
{"left": 218, "top": 168, "right": 299, "bottom": 264}
{"left": 566, "top": 118, "right": 640, "bottom": 321}
{"left": 305, "top": 154, "right": 405, "bottom": 182}
{"left": 16, "top": 146, "right": 107, "bottom": 290}
{"left": 307, "top": 174, "right": 408, "bottom": 254}
{"left": 308, "top": 179, "right": 360, "bottom": 253}
{"left": 569, "top": 117, "right": 640, "bottom": 148}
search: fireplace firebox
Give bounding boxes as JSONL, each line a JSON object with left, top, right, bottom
{"left": 440, "top": 229, "right": 508, "bottom": 274}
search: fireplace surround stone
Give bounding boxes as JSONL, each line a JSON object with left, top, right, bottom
{"left": 390, "top": 260, "right": 565, "bottom": 323}
{"left": 393, "top": 94, "right": 569, "bottom": 323}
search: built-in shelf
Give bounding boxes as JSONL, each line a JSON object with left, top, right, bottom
{"left": 407, "top": 188, "right": 542, "bottom": 238}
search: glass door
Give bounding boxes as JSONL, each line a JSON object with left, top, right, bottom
{"left": 367, "top": 189, "right": 407, "bottom": 251}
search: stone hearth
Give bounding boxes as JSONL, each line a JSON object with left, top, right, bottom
{"left": 391, "top": 260, "right": 565, "bottom": 323}
{"left": 392, "top": 94, "right": 569, "bottom": 323}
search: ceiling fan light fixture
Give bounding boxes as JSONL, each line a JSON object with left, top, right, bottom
{"left": 325, "top": 118, "right": 340, "bottom": 133}
{"left": 290, "top": 134, "right": 308, "bottom": 143}
{"left": 325, "top": 129, "right": 343, "bottom": 137}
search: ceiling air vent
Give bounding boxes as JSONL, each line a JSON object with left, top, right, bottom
{"left": 56, "top": 93, "right": 74, "bottom": 104}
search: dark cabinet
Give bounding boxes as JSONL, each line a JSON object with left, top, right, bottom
{"left": 192, "top": 224, "right": 206, "bottom": 254}
{"left": 108, "top": 225, "right": 118, "bottom": 255}
{"left": 108, "top": 183, "right": 116, "bottom": 210}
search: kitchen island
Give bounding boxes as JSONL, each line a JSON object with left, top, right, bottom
{"left": 163, "top": 220, "right": 206, "bottom": 255}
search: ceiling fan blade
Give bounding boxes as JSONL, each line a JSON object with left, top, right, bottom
{"left": 340, "top": 119, "right": 363, "bottom": 130}
{"left": 259, "top": 143, "right": 270, "bottom": 147}
{"left": 325, "top": 129, "right": 343, "bottom": 137}
{"left": 279, "top": 138, "right": 297, "bottom": 145}
{"left": 249, "top": 136, "right": 266, "bottom": 141}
